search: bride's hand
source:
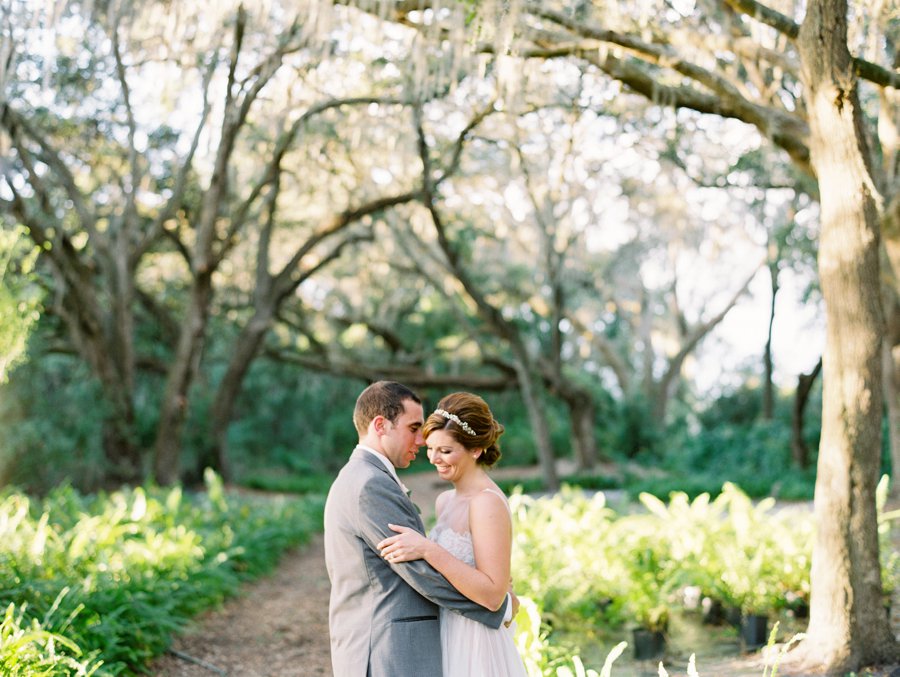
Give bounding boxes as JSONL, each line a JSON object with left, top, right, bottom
{"left": 377, "top": 524, "right": 430, "bottom": 563}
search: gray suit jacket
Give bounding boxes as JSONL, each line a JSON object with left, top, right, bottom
{"left": 324, "top": 447, "right": 507, "bottom": 676}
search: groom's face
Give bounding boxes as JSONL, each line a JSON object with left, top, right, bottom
{"left": 381, "top": 399, "right": 425, "bottom": 469}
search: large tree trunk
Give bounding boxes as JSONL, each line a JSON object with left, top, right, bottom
{"left": 791, "top": 357, "right": 821, "bottom": 469}
{"left": 200, "top": 313, "right": 273, "bottom": 481}
{"left": 101, "top": 412, "right": 142, "bottom": 485}
{"left": 567, "top": 395, "right": 599, "bottom": 470}
{"left": 153, "top": 277, "right": 212, "bottom": 484}
{"left": 763, "top": 258, "right": 778, "bottom": 420}
{"left": 796, "top": 0, "right": 900, "bottom": 668}
{"left": 542, "top": 373, "right": 601, "bottom": 470}
{"left": 70, "top": 297, "right": 143, "bottom": 484}
{"left": 104, "top": 232, "right": 141, "bottom": 484}
{"left": 513, "top": 358, "right": 559, "bottom": 490}
{"left": 56, "top": 272, "right": 143, "bottom": 484}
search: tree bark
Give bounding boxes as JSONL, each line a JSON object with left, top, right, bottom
{"left": 796, "top": 0, "right": 899, "bottom": 667}
{"left": 763, "top": 257, "right": 779, "bottom": 420}
{"left": 567, "top": 394, "right": 599, "bottom": 470}
{"left": 513, "top": 357, "right": 559, "bottom": 490}
{"left": 791, "top": 357, "right": 821, "bottom": 469}
{"left": 887, "top": 339, "right": 900, "bottom": 501}
{"left": 201, "top": 313, "right": 272, "bottom": 482}
{"left": 154, "top": 276, "right": 212, "bottom": 484}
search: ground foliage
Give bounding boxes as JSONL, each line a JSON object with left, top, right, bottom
{"left": 509, "top": 480, "right": 898, "bottom": 654}
{"left": 0, "top": 472, "right": 324, "bottom": 675}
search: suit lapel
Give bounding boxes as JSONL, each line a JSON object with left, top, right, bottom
{"left": 351, "top": 446, "right": 395, "bottom": 479}
{"left": 351, "top": 447, "right": 425, "bottom": 532}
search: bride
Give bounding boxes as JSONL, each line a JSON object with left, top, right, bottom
{"left": 377, "top": 392, "right": 527, "bottom": 677}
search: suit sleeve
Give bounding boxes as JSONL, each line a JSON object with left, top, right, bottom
{"left": 358, "top": 476, "right": 507, "bottom": 628}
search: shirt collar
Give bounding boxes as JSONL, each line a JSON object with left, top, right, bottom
{"left": 357, "top": 444, "right": 409, "bottom": 494}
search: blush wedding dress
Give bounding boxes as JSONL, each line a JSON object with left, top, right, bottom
{"left": 429, "top": 488, "right": 528, "bottom": 677}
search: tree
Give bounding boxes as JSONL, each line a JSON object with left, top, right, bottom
{"left": 1, "top": 8, "right": 186, "bottom": 481}
{"left": 200, "top": 90, "right": 499, "bottom": 479}
{"left": 150, "top": 8, "right": 313, "bottom": 484}
{"left": 794, "top": 0, "right": 897, "bottom": 666}
{"left": 2, "top": 3, "right": 449, "bottom": 484}
{"left": 16, "top": 0, "right": 899, "bottom": 662}
{"left": 0, "top": 226, "right": 41, "bottom": 384}
{"left": 569, "top": 165, "right": 763, "bottom": 428}
{"left": 792, "top": 357, "right": 821, "bottom": 468}
{"left": 409, "top": 100, "right": 562, "bottom": 487}
{"left": 2, "top": 5, "right": 314, "bottom": 483}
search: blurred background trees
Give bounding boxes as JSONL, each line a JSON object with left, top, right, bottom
{"left": 1, "top": 0, "right": 845, "bottom": 494}
{"left": 1, "top": 0, "right": 897, "bottom": 667}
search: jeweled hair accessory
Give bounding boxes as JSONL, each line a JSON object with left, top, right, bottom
{"left": 434, "top": 408, "right": 477, "bottom": 436}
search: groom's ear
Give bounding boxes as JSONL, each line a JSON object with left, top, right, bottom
{"left": 372, "top": 415, "right": 388, "bottom": 435}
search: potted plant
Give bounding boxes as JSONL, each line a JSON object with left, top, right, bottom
{"left": 631, "top": 604, "right": 669, "bottom": 661}
{"left": 624, "top": 575, "right": 670, "bottom": 660}
{"left": 739, "top": 610, "right": 769, "bottom": 650}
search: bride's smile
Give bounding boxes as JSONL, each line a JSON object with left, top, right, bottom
{"left": 427, "top": 430, "right": 482, "bottom": 485}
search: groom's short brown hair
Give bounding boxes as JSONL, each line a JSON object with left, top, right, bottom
{"left": 353, "top": 381, "right": 421, "bottom": 436}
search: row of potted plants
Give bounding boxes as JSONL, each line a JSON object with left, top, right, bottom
{"left": 509, "top": 478, "right": 898, "bottom": 660}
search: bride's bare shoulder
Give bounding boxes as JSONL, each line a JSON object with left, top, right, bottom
{"left": 470, "top": 486, "right": 510, "bottom": 513}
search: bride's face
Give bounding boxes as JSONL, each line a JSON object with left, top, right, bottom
{"left": 426, "top": 430, "right": 480, "bottom": 483}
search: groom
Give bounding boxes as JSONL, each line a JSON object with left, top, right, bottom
{"left": 324, "top": 381, "right": 510, "bottom": 676}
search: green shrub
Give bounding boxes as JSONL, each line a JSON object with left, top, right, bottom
{"left": 497, "top": 474, "right": 622, "bottom": 496}
{"left": 0, "top": 596, "right": 102, "bottom": 676}
{"left": 241, "top": 471, "right": 335, "bottom": 495}
{"left": 510, "top": 482, "right": 821, "bottom": 634}
{"left": 0, "top": 472, "right": 324, "bottom": 675}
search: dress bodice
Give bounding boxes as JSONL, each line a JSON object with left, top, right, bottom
{"left": 431, "top": 524, "right": 475, "bottom": 566}
{"left": 427, "top": 486, "right": 527, "bottom": 677}
{"left": 428, "top": 488, "right": 509, "bottom": 568}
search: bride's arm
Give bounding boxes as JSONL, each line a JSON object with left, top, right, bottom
{"left": 377, "top": 491, "right": 511, "bottom": 611}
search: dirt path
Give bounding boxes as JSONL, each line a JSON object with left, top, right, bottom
{"left": 150, "top": 533, "right": 332, "bottom": 677}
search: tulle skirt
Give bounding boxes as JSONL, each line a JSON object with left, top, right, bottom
{"left": 440, "top": 608, "right": 528, "bottom": 677}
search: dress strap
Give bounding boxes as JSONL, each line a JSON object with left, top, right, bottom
{"left": 480, "top": 487, "right": 511, "bottom": 514}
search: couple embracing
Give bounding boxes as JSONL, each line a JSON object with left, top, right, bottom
{"left": 324, "top": 381, "right": 528, "bottom": 676}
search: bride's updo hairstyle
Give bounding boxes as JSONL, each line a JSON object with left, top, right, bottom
{"left": 423, "top": 392, "right": 505, "bottom": 468}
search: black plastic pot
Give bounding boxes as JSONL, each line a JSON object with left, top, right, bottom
{"left": 702, "top": 598, "right": 725, "bottom": 625}
{"left": 741, "top": 614, "right": 768, "bottom": 649}
{"left": 725, "top": 605, "right": 743, "bottom": 628}
{"left": 632, "top": 628, "right": 666, "bottom": 660}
